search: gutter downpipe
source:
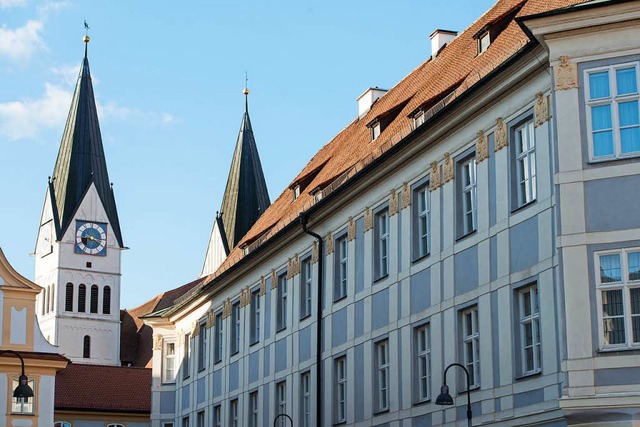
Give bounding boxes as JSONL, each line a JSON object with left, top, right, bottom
{"left": 300, "top": 212, "right": 323, "bottom": 427}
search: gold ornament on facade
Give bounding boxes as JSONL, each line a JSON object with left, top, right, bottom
{"left": 326, "top": 231, "right": 334, "bottom": 254}
{"left": 312, "top": 241, "right": 319, "bottom": 264}
{"left": 153, "top": 334, "right": 163, "bottom": 350}
{"left": 364, "top": 207, "right": 373, "bottom": 231}
{"left": 494, "top": 117, "right": 508, "bottom": 152}
{"left": 534, "top": 92, "right": 549, "bottom": 127}
{"left": 389, "top": 189, "right": 399, "bottom": 216}
{"left": 555, "top": 56, "right": 578, "bottom": 91}
{"left": 429, "top": 161, "right": 441, "bottom": 191}
{"left": 476, "top": 130, "right": 489, "bottom": 163}
{"left": 192, "top": 321, "right": 200, "bottom": 337}
{"left": 222, "top": 298, "right": 232, "bottom": 318}
{"left": 271, "top": 269, "right": 277, "bottom": 289}
{"left": 260, "top": 275, "right": 266, "bottom": 296}
{"left": 287, "top": 258, "right": 293, "bottom": 279}
{"left": 443, "top": 153, "right": 454, "bottom": 183}
{"left": 206, "top": 310, "right": 215, "bottom": 328}
{"left": 348, "top": 217, "right": 356, "bottom": 241}
{"left": 401, "top": 182, "right": 410, "bottom": 209}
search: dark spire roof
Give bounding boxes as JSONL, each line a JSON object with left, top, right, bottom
{"left": 219, "top": 92, "right": 270, "bottom": 251}
{"left": 51, "top": 41, "right": 123, "bottom": 247}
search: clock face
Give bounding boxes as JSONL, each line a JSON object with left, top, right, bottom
{"left": 39, "top": 221, "right": 53, "bottom": 257}
{"left": 75, "top": 221, "right": 108, "bottom": 256}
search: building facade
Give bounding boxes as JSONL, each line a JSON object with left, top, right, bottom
{"left": 146, "top": 1, "right": 640, "bottom": 426}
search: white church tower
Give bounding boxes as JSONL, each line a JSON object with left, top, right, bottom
{"left": 34, "top": 36, "right": 124, "bottom": 366}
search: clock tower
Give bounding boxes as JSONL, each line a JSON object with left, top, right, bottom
{"left": 34, "top": 37, "right": 124, "bottom": 365}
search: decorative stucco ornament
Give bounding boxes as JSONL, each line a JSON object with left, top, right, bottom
{"left": 401, "top": 182, "right": 411, "bottom": 209}
{"left": 312, "top": 241, "right": 319, "bottom": 264}
{"left": 476, "top": 130, "right": 489, "bottom": 163}
{"left": 429, "top": 161, "right": 441, "bottom": 191}
{"left": 326, "top": 231, "right": 334, "bottom": 254}
{"left": 348, "top": 217, "right": 356, "bottom": 241}
{"left": 389, "top": 189, "right": 399, "bottom": 216}
{"left": 443, "top": 153, "right": 454, "bottom": 183}
{"left": 287, "top": 258, "right": 294, "bottom": 279}
{"left": 555, "top": 56, "right": 578, "bottom": 91}
{"left": 364, "top": 207, "right": 373, "bottom": 231}
{"left": 222, "top": 298, "right": 232, "bottom": 318}
{"left": 260, "top": 275, "right": 266, "bottom": 296}
{"left": 271, "top": 269, "right": 277, "bottom": 289}
{"left": 534, "top": 92, "right": 549, "bottom": 127}
{"left": 192, "top": 321, "right": 200, "bottom": 337}
{"left": 153, "top": 334, "right": 163, "bottom": 350}
{"left": 206, "top": 310, "right": 215, "bottom": 328}
{"left": 494, "top": 117, "right": 508, "bottom": 152}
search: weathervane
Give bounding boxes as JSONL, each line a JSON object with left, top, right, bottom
{"left": 84, "top": 20, "right": 90, "bottom": 42}
{"left": 243, "top": 71, "right": 249, "bottom": 96}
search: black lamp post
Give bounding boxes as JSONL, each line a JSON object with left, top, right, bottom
{"left": 0, "top": 350, "right": 34, "bottom": 399}
{"left": 435, "top": 362, "right": 472, "bottom": 427}
{"left": 273, "top": 413, "right": 293, "bottom": 427}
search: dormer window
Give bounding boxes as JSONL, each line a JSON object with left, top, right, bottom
{"left": 293, "top": 185, "right": 301, "bottom": 200}
{"left": 478, "top": 31, "right": 490, "bottom": 54}
{"left": 371, "top": 121, "right": 381, "bottom": 141}
{"left": 413, "top": 110, "right": 426, "bottom": 129}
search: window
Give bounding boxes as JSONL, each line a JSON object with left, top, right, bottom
{"left": 335, "top": 235, "right": 348, "bottom": 301}
{"left": 198, "top": 320, "right": 207, "bottom": 371}
{"left": 518, "top": 285, "right": 541, "bottom": 375}
{"left": 229, "top": 398, "right": 239, "bottom": 427}
{"left": 585, "top": 63, "right": 640, "bottom": 160}
{"left": 45, "top": 286, "right": 49, "bottom": 314}
{"left": 300, "top": 257, "right": 313, "bottom": 318}
{"left": 103, "top": 285, "right": 111, "bottom": 314}
{"left": 231, "top": 301, "right": 240, "bottom": 354}
{"left": 163, "top": 341, "right": 176, "bottom": 383}
{"left": 300, "top": 371, "right": 311, "bottom": 427}
{"left": 12, "top": 378, "right": 34, "bottom": 414}
{"left": 213, "top": 404, "right": 222, "bottom": 427}
{"left": 50, "top": 285, "right": 55, "bottom": 312}
{"left": 162, "top": 423, "right": 174, "bottom": 427}
{"left": 276, "top": 380, "right": 287, "bottom": 426}
{"left": 55, "top": 423, "right": 72, "bottom": 427}
{"left": 459, "top": 156, "right": 477, "bottom": 237}
{"left": 183, "top": 333, "right": 191, "bottom": 378}
{"left": 41, "top": 289, "right": 46, "bottom": 315}
{"left": 513, "top": 119, "right": 536, "bottom": 208}
{"left": 461, "top": 306, "right": 480, "bottom": 388}
{"left": 374, "top": 339, "right": 389, "bottom": 412}
{"left": 334, "top": 356, "right": 347, "bottom": 423}
{"left": 276, "top": 272, "right": 288, "bottom": 331}
{"left": 83, "top": 335, "right": 91, "bottom": 358}
{"left": 197, "top": 412, "right": 205, "bottom": 427}
{"left": 90, "top": 284, "right": 98, "bottom": 313}
{"left": 478, "top": 31, "right": 490, "bottom": 54}
{"left": 250, "top": 289, "right": 261, "bottom": 344}
{"left": 214, "top": 312, "right": 223, "bottom": 363}
{"left": 107, "top": 424, "right": 125, "bottom": 427}
{"left": 371, "top": 122, "right": 381, "bottom": 141}
{"left": 413, "top": 110, "right": 425, "bottom": 129}
{"left": 374, "top": 208, "right": 390, "bottom": 280}
{"left": 596, "top": 249, "right": 640, "bottom": 349}
{"left": 78, "top": 284, "right": 86, "bottom": 312}
{"left": 415, "top": 324, "right": 431, "bottom": 402}
{"left": 64, "top": 283, "right": 73, "bottom": 311}
{"left": 182, "top": 416, "right": 189, "bottom": 427}
{"left": 249, "top": 391, "right": 259, "bottom": 427}
{"left": 412, "top": 182, "right": 430, "bottom": 260}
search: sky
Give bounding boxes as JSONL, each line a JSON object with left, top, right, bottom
{"left": 0, "top": 0, "right": 496, "bottom": 309}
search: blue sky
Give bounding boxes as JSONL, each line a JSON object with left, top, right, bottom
{"left": 0, "top": 0, "right": 495, "bottom": 309}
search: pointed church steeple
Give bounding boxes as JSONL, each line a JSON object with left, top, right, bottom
{"left": 201, "top": 86, "right": 270, "bottom": 277}
{"left": 50, "top": 35, "right": 123, "bottom": 247}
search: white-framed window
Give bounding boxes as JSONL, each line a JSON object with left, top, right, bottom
{"left": 196, "top": 411, "right": 205, "bottom": 427}
{"left": 300, "top": 371, "right": 311, "bottom": 427}
{"left": 413, "top": 182, "right": 430, "bottom": 260}
{"left": 374, "top": 208, "right": 390, "bottom": 280}
{"left": 596, "top": 249, "right": 640, "bottom": 349}
{"left": 334, "top": 356, "right": 347, "bottom": 423}
{"left": 250, "top": 288, "right": 261, "bottom": 344}
{"left": 231, "top": 301, "right": 240, "bottom": 355}
{"left": 276, "top": 380, "right": 287, "bottom": 427}
{"left": 478, "top": 31, "right": 490, "bottom": 54}
{"left": 335, "top": 235, "right": 348, "bottom": 301}
{"left": 198, "top": 319, "right": 207, "bottom": 371}
{"left": 518, "top": 284, "right": 541, "bottom": 375}
{"left": 229, "top": 398, "right": 239, "bottom": 427}
{"left": 461, "top": 306, "right": 480, "bottom": 388}
{"left": 213, "top": 404, "right": 222, "bottom": 427}
{"left": 55, "top": 423, "right": 72, "bottom": 427}
{"left": 374, "top": 339, "right": 390, "bottom": 412}
{"left": 415, "top": 324, "right": 431, "bottom": 402}
{"left": 183, "top": 333, "right": 191, "bottom": 379}
{"left": 249, "top": 391, "right": 259, "bottom": 427}
{"left": 300, "top": 257, "right": 312, "bottom": 319}
{"left": 214, "top": 312, "right": 223, "bottom": 363}
{"left": 182, "top": 416, "right": 189, "bottom": 427}
{"left": 585, "top": 63, "right": 640, "bottom": 160}
{"left": 371, "top": 122, "right": 381, "bottom": 141}
{"left": 514, "top": 119, "right": 536, "bottom": 207}
{"left": 413, "top": 109, "right": 426, "bottom": 129}
{"left": 460, "top": 157, "right": 477, "bottom": 236}
{"left": 163, "top": 340, "right": 176, "bottom": 383}
{"left": 276, "top": 272, "right": 288, "bottom": 331}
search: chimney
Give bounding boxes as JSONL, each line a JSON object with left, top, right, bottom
{"left": 356, "top": 87, "right": 388, "bottom": 118}
{"left": 430, "top": 29, "right": 457, "bottom": 56}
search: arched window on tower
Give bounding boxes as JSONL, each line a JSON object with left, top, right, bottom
{"left": 65, "top": 283, "right": 73, "bottom": 312}
{"left": 78, "top": 284, "right": 86, "bottom": 312}
{"left": 45, "top": 287, "right": 50, "bottom": 314}
{"left": 50, "top": 285, "right": 55, "bottom": 312}
{"left": 90, "top": 285, "right": 99, "bottom": 313}
{"left": 41, "top": 291, "right": 45, "bottom": 315}
{"left": 103, "top": 286, "right": 111, "bottom": 315}
{"left": 83, "top": 335, "right": 90, "bottom": 358}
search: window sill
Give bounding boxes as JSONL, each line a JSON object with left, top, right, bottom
{"left": 299, "top": 314, "right": 311, "bottom": 322}
{"left": 333, "top": 421, "right": 347, "bottom": 426}
{"left": 373, "top": 274, "right": 389, "bottom": 284}
{"left": 413, "top": 398, "right": 431, "bottom": 406}
{"left": 276, "top": 326, "right": 287, "bottom": 334}
{"left": 214, "top": 359, "right": 222, "bottom": 366}
{"left": 333, "top": 295, "right": 347, "bottom": 304}
{"left": 511, "top": 199, "right": 536, "bottom": 214}
{"left": 249, "top": 339, "right": 260, "bottom": 347}
{"left": 412, "top": 253, "right": 430, "bottom": 264}
{"left": 458, "top": 385, "right": 480, "bottom": 394}
{"left": 373, "top": 408, "right": 390, "bottom": 416}
{"left": 515, "top": 370, "right": 541, "bottom": 381}
{"left": 161, "top": 380, "right": 176, "bottom": 385}
{"left": 588, "top": 152, "right": 640, "bottom": 164}
{"left": 455, "top": 229, "right": 476, "bottom": 242}
{"left": 230, "top": 350, "right": 239, "bottom": 357}
{"left": 597, "top": 346, "right": 640, "bottom": 355}
{"left": 11, "top": 413, "right": 34, "bottom": 416}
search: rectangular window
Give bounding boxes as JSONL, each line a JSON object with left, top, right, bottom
{"left": 197, "top": 411, "right": 205, "bottom": 427}
{"left": 249, "top": 391, "right": 259, "bottom": 427}
{"left": 415, "top": 324, "right": 431, "bottom": 402}
{"left": 183, "top": 333, "right": 191, "bottom": 379}
{"left": 461, "top": 306, "right": 480, "bottom": 388}
{"left": 300, "top": 257, "right": 312, "bottom": 318}
{"left": 334, "top": 235, "right": 348, "bottom": 301}
{"left": 459, "top": 157, "right": 477, "bottom": 236}
{"left": 300, "top": 371, "right": 311, "bottom": 427}
{"left": 512, "top": 118, "right": 537, "bottom": 208}
{"left": 374, "top": 339, "right": 390, "bottom": 412}
{"left": 478, "top": 31, "right": 490, "bottom": 54}
{"left": 231, "top": 301, "right": 241, "bottom": 355}
{"left": 163, "top": 341, "right": 176, "bottom": 383}
{"left": 214, "top": 312, "right": 223, "bottom": 363}
{"left": 11, "top": 379, "right": 35, "bottom": 414}
{"left": 413, "top": 110, "right": 425, "bottom": 128}
{"left": 371, "top": 122, "right": 381, "bottom": 141}
{"left": 182, "top": 417, "right": 189, "bottom": 427}
{"left": 250, "top": 289, "right": 261, "bottom": 344}
{"left": 198, "top": 320, "right": 207, "bottom": 371}
{"left": 518, "top": 285, "right": 541, "bottom": 375}
{"left": 276, "top": 272, "right": 288, "bottom": 331}
{"left": 374, "top": 208, "right": 390, "bottom": 280}
{"left": 334, "top": 356, "right": 347, "bottom": 423}
{"left": 412, "top": 182, "right": 431, "bottom": 260}
{"left": 229, "top": 398, "right": 239, "bottom": 427}
{"left": 596, "top": 249, "right": 640, "bottom": 349}
{"left": 585, "top": 63, "right": 640, "bottom": 160}
{"left": 276, "top": 381, "right": 287, "bottom": 427}
{"left": 213, "top": 404, "right": 221, "bottom": 427}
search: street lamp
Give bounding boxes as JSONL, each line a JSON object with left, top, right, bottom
{"left": 0, "top": 350, "right": 34, "bottom": 398}
{"left": 273, "top": 413, "right": 293, "bottom": 427}
{"left": 435, "top": 362, "right": 472, "bottom": 427}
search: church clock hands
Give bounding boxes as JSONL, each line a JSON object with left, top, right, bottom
{"left": 75, "top": 221, "right": 108, "bottom": 255}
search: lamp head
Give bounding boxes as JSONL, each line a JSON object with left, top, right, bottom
{"left": 13, "top": 374, "right": 34, "bottom": 398}
{"left": 435, "top": 383, "right": 454, "bottom": 406}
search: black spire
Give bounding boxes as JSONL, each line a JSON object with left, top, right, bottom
{"left": 50, "top": 37, "right": 124, "bottom": 247}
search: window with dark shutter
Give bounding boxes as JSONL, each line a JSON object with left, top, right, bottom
{"left": 90, "top": 285, "right": 98, "bottom": 313}
{"left": 78, "top": 284, "right": 86, "bottom": 312}
{"left": 103, "top": 286, "right": 111, "bottom": 314}
{"left": 83, "top": 335, "right": 91, "bottom": 358}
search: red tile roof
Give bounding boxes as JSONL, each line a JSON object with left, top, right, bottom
{"left": 55, "top": 363, "right": 151, "bottom": 413}
{"left": 0, "top": 351, "right": 69, "bottom": 363}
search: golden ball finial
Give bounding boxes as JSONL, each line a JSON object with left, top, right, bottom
{"left": 84, "top": 35, "right": 90, "bottom": 43}
{"left": 243, "top": 88, "right": 250, "bottom": 95}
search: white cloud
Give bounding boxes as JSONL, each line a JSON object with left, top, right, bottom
{"left": 50, "top": 64, "right": 79, "bottom": 87}
{"left": 37, "top": 0, "right": 69, "bottom": 19}
{"left": 98, "top": 101, "right": 176, "bottom": 125}
{"left": 0, "top": 0, "right": 27, "bottom": 9}
{"left": 0, "top": 20, "right": 45, "bottom": 61}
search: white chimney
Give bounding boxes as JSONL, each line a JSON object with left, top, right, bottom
{"left": 356, "top": 87, "right": 388, "bottom": 118}
{"left": 430, "top": 29, "right": 457, "bottom": 56}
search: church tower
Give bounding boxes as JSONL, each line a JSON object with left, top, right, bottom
{"left": 201, "top": 88, "right": 270, "bottom": 277}
{"left": 34, "top": 36, "right": 124, "bottom": 365}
